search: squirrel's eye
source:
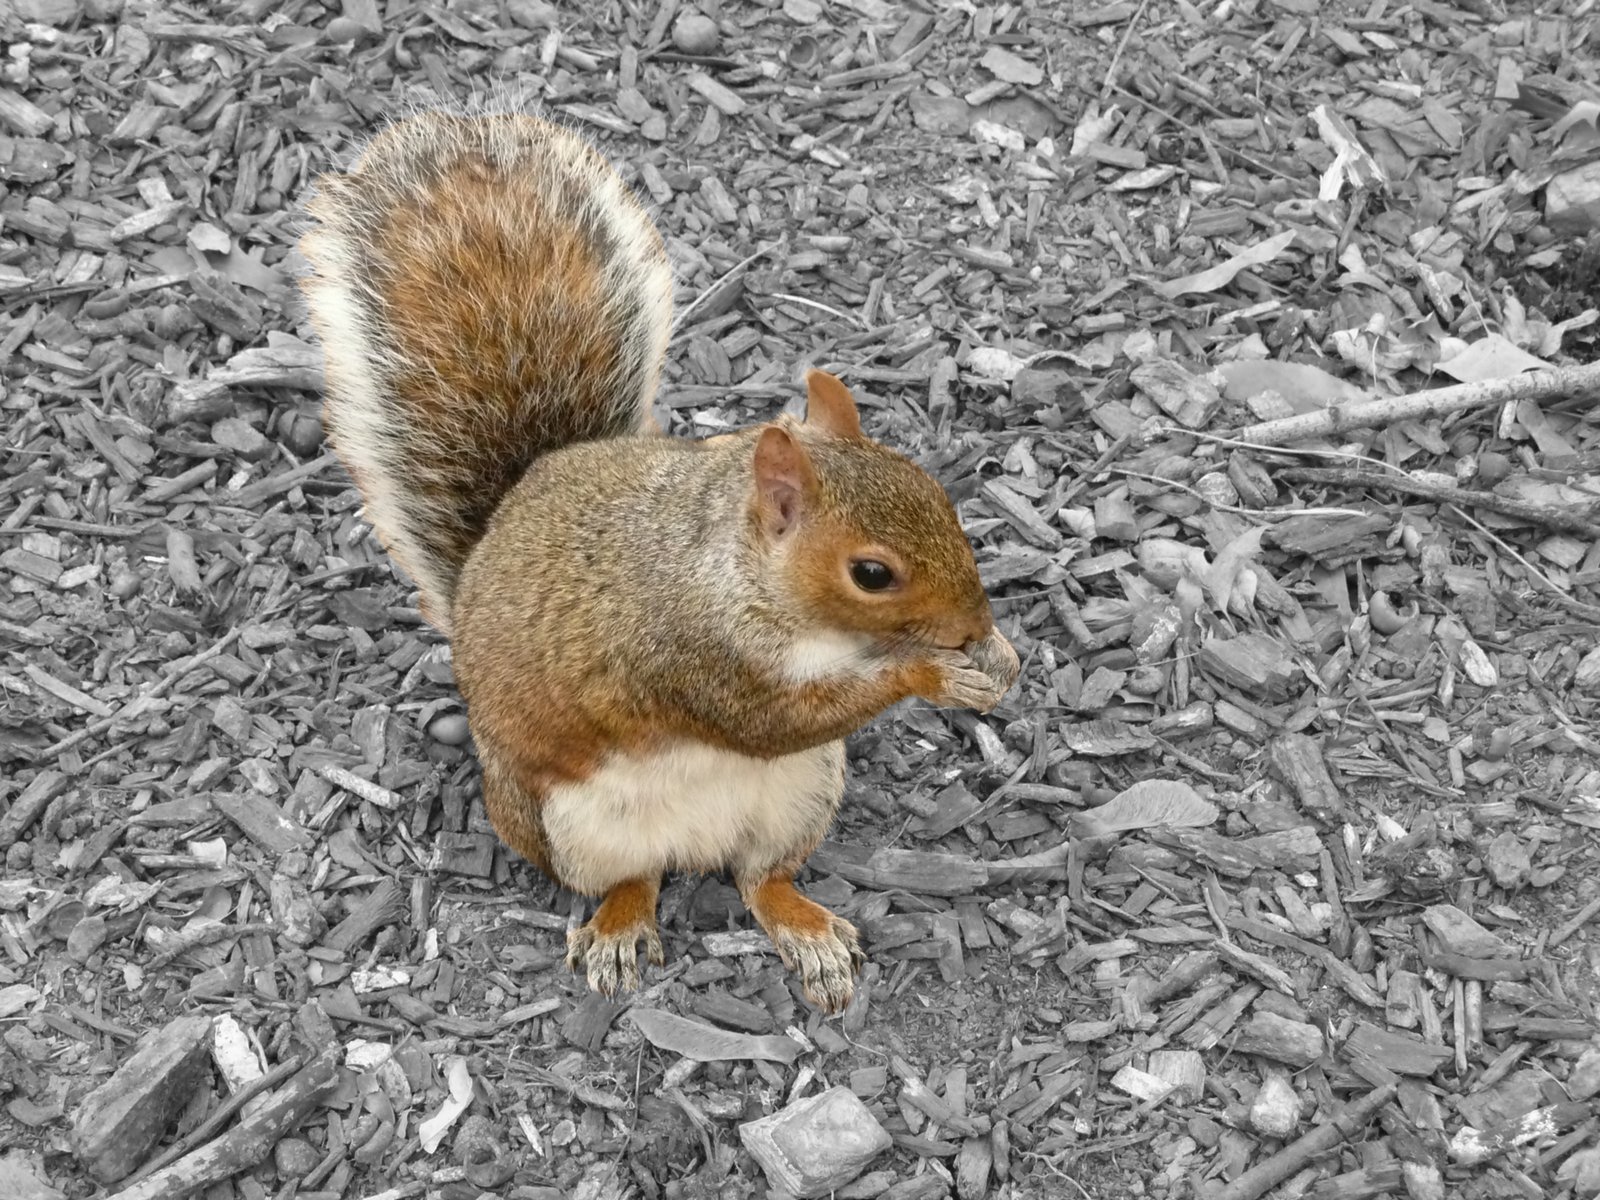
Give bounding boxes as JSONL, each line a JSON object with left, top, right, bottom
{"left": 850, "top": 559, "right": 895, "bottom": 592}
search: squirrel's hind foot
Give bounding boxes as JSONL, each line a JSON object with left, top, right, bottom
{"left": 742, "top": 875, "right": 864, "bottom": 1015}
{"left": 566, "top": 878, "right": 665, "bottom": 996}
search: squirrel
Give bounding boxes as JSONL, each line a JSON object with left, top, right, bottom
{"left": 298, "top": 111, "right": 1020, "bottom": 1014}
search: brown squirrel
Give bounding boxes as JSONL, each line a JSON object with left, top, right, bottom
{"left": 298, "top": 111, "right": 1019, "bottom": 1013}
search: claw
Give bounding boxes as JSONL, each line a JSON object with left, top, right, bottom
{"left": 744, "top": 875, "right": 864, "bottom": 1015}
{"left": 564, "top": 879, "right": 663, "bottom": 997}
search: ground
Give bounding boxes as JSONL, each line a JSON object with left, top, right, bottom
{"left": 4, "top": 1, "right": 1600, "bottom": 1199}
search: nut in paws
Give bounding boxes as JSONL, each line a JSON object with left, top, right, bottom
{"left": 928, "top": 647, "right": 1009, "bottom": 712}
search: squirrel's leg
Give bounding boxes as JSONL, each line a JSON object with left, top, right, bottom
{"left": 479, "top": 746, "right": 664, "bottom": 995}
{"left": 565, "top": 877, "right": 665, "bottom": 996}
{"left": 737, "top": 869, "right": 863, "bottom": 1015}
{"left": 478, "top": 748, "right": 558, "bottom": 877}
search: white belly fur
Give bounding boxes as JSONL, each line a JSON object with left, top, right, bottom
{"left": 541, "top": 739, "right": 847, "bottom": 894}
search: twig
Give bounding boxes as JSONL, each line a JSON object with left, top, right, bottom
{"left": 1445, "top": 504, "right": 1600, "bottom": 622}
{"left": 1280, "top": 466, "right": 1600, "bottom": 537}
{"left": 105, "top": 1045, "right": 338, "bottom": 1200}
{"left": 1210, "top": 1082, "right": 1397, "bottom": 1200}
{"left": 669, "top": 241, "right": 779, "bottom": 340}
{"left": 1222, "top": 362, "right": 1600, "bottom": 447}
{"left": 1115, "top": 466, "right": 1371, "bottom": 521}
{"left": 36, "top": 626, "right": 245, "bottom": 762}
{"left": 1099, "top": 81, "right": 1297, "bottom": 183}
{"left": 1058, "top": 432, "right": 1135, "bottom": 507}
{"left": 1099, "top": 0, "right": 1154, "bottom": 99}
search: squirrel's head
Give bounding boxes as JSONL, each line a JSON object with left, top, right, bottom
{"left": 750, "top": 371, "right": 994, "bottom": 653}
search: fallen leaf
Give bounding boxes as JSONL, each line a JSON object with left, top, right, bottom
{"left": 629, "top": 1008, "right": 803, "bottom": 1064}
{"left": 1436, "top": 334, "right": 1550, "bottom": 383}
{"left": 1072, "top": 779, "right": 1219, "bottom": 838}
{"left": 1155, "top": 230, "right": 1298, "bottom": 299}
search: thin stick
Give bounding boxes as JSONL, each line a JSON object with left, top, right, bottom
{"left": 1551, "top": 896, "right": 1600, "bottom": 949}
{"left": 1280, "top": 466, "right": 1600, "bottom": 538}
{"left": 1100, "top": 0, "right": 1154, "bottom": 99}
{"left": 1445, "top": 504, "right": 1600, "bottom": 622}
{"left": 1222, "top": 362, "right": 1600, "bottom": 447}
{"left": 669, "top": 242, "right": 779, "bottom": 341}
{"left": 1210, "top": 1083, "right": 1397, "bottom": 1200}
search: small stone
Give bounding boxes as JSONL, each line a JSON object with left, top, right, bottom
{"left": 1187, "top": 1114, "right": 1221, "bottom": 1148}
{"left": 979, "top": 46, "right": 1044, "bottom": 86}
{"left": 323, "top": 15, "right": 369, "bottom": 42}
{"left": 1546, "top": 160, "right": 1600, "bottom": 236}
{"left": 1485, "top": 832, "right": 1531, "bottom": 890}
{"left": 505, "top": 0, "right": 556, "bottom": 28}
{"left": 1570, "top": 1047, "right": 1600, "bottom": 1100}
{"left": 0, "top": 1149, "right": 64, "bottom": 1200}
{"left": 1566, "top": 1143, "right": 1600, "bottom": 1196}
{"left": 672, "top": 12, "right": 719, "bottom": 54}
{"left": 273, "top": 1138, "right": 319, "bottom": 1178}
{"left": 16, "top": 0, "right": 81, "bottom": 23}
{"left": 1575, "top": 646, "right": 1600, "bottom": 691}
{"left": 910, "top": 93, "right": 973, "bottom": 136}
{"left": 1009, "top": 363, "right": 1080, "bottom": 414}
{"left": 428, "top": 712, "right": 470, "bottom": 746}
{"left": 739, "top": 1086, "right": 891, "bottom": 1198}
{"left": 66, "top": 915, "right": 108, "bottom": 964}
{"left": 1249, "top": 1071, "right": 1300, "bottom": 1139}
{"left": 211, "top": 417, "right": 273, "bottom": 462}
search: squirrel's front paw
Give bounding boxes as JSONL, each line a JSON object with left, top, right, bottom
{"left": 967, "top": 628, "right": 1021, "bottom": 697}
{"left": 927, "top": 632, "right": 1018, "bottom": 713}
{"left": 565, "top": 881, "right": 665, "bottom": 996}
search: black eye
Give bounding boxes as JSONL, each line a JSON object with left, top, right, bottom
{"left": 850, "top": 559, "right": 895, "bottom": 592}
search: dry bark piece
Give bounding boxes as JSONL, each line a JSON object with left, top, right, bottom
{"left": 71, "top": 1014, "right": 214, "bottom": 1184}
{"left": 104, "top": 1046, "right": 337, "bottom": 1200}
{"left": 1232, "top": 1011, "right": 1326, "bottom": 1068}
{"left": 1420, "top": 905, "right": 1512, "bottom": 958}
{"left": 207, "top": 792, "right": 312, "bottom": 855}
{"left": 808, "top": 842, "right": 990, "bottom": 896}
{"left": 1266, "top": 734, "right": 1344, "bottom": 821}
{"left": 0, "top": 770, "right": 72, "bottom": 850}
{"left": 1197, "top": 634, "right": 1301, "bottom": 700}
{"left": 738, "top": 1086, "right": 892, "bottom": 1198}
{"left": 1343, "top": 1023, "right": 1453, "bottom": 1078}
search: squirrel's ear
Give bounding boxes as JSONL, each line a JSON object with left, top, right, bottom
{"left": 804, "top": 370, "right": 863, "bottom": 440}
{"left": 753, "top": 425, "right": 816, "bottom": 538}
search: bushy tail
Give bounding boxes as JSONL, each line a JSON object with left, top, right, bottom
{"left": 299, "top": 112, "right": 673, "bottom": 631}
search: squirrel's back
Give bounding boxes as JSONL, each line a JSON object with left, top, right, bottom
{"left": 299, "top": 112, "right": 674, "bottom": 630}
